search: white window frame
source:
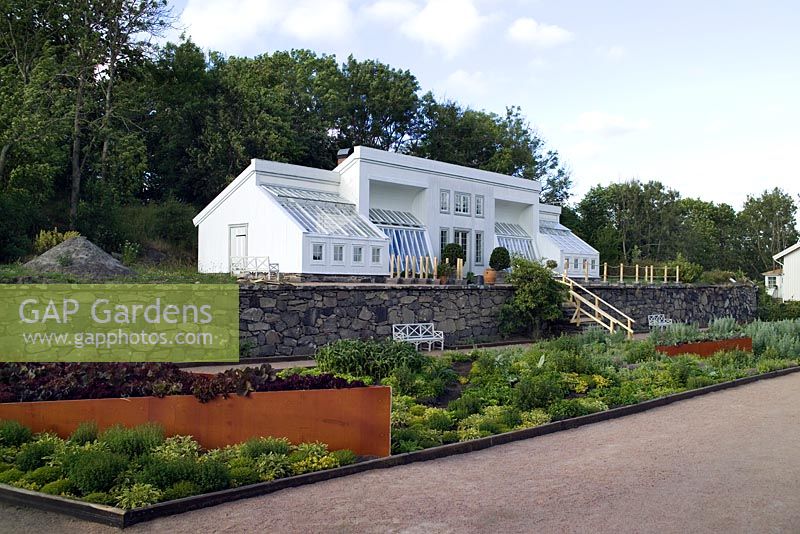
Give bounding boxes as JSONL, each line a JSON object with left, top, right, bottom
{"left": 767, "top": 276, "right": 777, "bottom": 288}
{"left": 454, "top": 192, "right": 471, "bottom": 216}
{"left": 475, "top": 195, "right": 485, "bottom": 218}
{"left": 475, "top": 231, "right": 484, "bottom": 265}
{"left": 312, "top": 243, "right": 325, "bottom": 263}
{"left": 573, "top": 257, "right": 579, "bottom": 269}
{"left": 440, "top": 228, "right": 449, "bottom": 256}
{"left": 371, "top": 246, "right": 382, "bottom": 264}
{"left": 352, "top": 245, "right": 364, "bottom": 264}
{"left": 454, "top": 228, "right": 469, "bottom": 264}
{"left": 332, "top": 244, "right": 345, "bottom": 264}
{"left": 591, "top": 258, "right": 597, "bottom": 270}
{"left": 440, "top": 190, "right": 450, "bottom": 213}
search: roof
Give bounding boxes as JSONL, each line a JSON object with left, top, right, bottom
{"left": 538, "top": 220, "right": 598, "bottom": 255}
{"left": 495, "top": 222, "right": 532, "bottom": 238}
{"left": 773, "top": 242, "right": 800, "bottom": 261}
{"left": 369, "top": 208, "right": 424, "bottom": 228}
{"left": 762, "top": 268, "right": 783, "bottom": 276}
{"left": 261, "top": 185, "right": 385, "bottom": 239}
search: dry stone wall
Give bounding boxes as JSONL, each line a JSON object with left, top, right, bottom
{"left": 239, "top": 283, "right": 758, "bottom": 357}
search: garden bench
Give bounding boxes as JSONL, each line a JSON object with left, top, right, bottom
{"left": 392, "top": 323, "right": 444, "bottom": 351}
{"left": 648, "top": 314, "right": 674, "bottom": 330}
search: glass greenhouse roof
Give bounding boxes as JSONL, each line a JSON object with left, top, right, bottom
{"left": 368, "top": 209, "right": 432, "bottom": 270}
{"left": 368, "top": 208, "right": 424, "bottom": 228}
{"left": 495, "top": 222, "right": 535, "bottom": 260}
{"left": 261, "top": 185, "right": 384, "bottom": 239}
{"left": 539, "top": 220, "right": 597, "bottom": 255}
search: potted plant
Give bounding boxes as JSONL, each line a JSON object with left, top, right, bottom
{"left": 486, "top": 246, "right": 510, "bottom": 285}
{"left": 437, "top": 262, "right": 455, "bottom": 284}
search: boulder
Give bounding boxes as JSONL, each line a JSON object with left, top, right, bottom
{"left": 24, "top": 236, "right": 134, "bottom": 280}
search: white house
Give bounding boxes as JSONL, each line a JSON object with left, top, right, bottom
{"left": 193, "top": 146, "right": 598, "bottom": 278}
{"left": 768, "top": 241, "right": 800, "bottom": 300}
{"left": 762, "top": 268, "right": 783, "bottom": 299}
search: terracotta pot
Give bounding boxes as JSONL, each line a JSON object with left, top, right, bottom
{"left": 0, "top": 386, "right": 392, "bottom": 457}
{"left": 655, "top": 337, "right": 752, "bottom": 358}
{"left": 484, "top": 268, "right": 497, "bottom": 285}
{"left": 439, "top": 276, "right": 448, "bottom": 285}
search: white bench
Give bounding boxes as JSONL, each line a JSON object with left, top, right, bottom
{"left": 230, "top": 256, "right": 280, "bottom": 281}
{"left": 648, "top": 314, "right": 674, "bottom": 330}
{"left": 392, "top": 323, "right": 444, "bottom": 351}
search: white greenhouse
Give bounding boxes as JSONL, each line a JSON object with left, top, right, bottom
{"left": 193, "top": 146, "right": 599, "bottom": 278}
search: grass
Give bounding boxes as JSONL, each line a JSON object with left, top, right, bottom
{"left": 0, "top": 263, "right": 236, "bottom": 284}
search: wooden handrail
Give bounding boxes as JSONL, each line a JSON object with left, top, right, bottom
{"left": 569, "top": 291, "right": 633, "bottom": 336}
{"left": 559, "top": 277, "right": 636, "bottom": 325}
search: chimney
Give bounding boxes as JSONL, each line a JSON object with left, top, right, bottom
{"left": 337, "top": 147, "right": 353, "bottom": 166}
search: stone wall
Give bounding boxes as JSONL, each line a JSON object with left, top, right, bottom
{"left": 239, "top": 282, "right": 759, "bottom": 357}
{"left": 239, "top": 285, "right": 515, "bottom": 357}
{"left": 583, "top": 283, "right": 758, "bottom": 332}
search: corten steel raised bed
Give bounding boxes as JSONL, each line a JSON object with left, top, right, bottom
{"left": 655, "top": 336, "right": 752, "bottom": 357}
{"left": 0, "top": 386, "right": 391, "bottom": 457}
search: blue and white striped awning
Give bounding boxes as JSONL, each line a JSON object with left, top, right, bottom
{"left": 369, "top": 209, "right": 432, "bottom": 271}
{"left": 495, "top": 222, "right": 536, "bottom": 260}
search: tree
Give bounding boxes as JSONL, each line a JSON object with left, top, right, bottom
{"left": 500, "top": 257, "right": 566, "bottom": 337}
{"left": 335, "top": 55, "right": 419, "bottom": 151}
{"left": 736, "top": 188, "right": 798, "bottom": 276}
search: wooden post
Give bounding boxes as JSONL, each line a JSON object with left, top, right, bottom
{"left": 664, "top": 265, "right": 668, "bottom": 283}
{"left": 594, "top": 296, "right": 600, "bottom": 319}
{"left": 651, "top": 265, "right": 655, "bottom": 284}
{"left": 584, "top": 260, "right": 589, "bottom": 282}
{"left": 389, "top": 254, "right": 395, "bottom": 278}
{"left": 433, "top": 257, "right": 438, "bottom": 278}
{"left": 456, "top": 258, "right": 463, "bottom": 279}
{"left": 563, "top": 258, "right": 568, "bottom": 280}
{"left": 405, "top": 255, "right": 410, "bottom": 279}
{"left": 676, "top": 265, "right": 680, "bottom": 283}
{"left": 425, "top": 256, "right": 430, "bottom": 278}
{"left": 619, "top": 263, "right": 624, "bottom": 283}
{"left": 635, "top": 264, "right": 639, "bottom": 283}
{"left": 603, "top": 262, "right": 608, "bottom": 282}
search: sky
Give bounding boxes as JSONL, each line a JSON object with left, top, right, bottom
{"left": 166, "top": 0, "right": 800, "bottom": 209}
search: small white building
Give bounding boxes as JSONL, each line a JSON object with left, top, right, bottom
{"left": 762, "top": 268, "right": 783, "bottom": 299}
{"left": 768, "top": 242, "right": 800, "bottom": 300}
{"left": 193, "top": 146, "right": 598, "bottom": 277}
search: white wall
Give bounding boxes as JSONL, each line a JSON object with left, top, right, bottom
{"left": 782, "top": 250, "right": 800, "bottom": 300}
{"left": 300, "top": 236, "right": 389, "bottom": 275}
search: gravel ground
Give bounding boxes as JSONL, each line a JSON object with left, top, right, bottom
{"left": 2, "top": 372, "right": 800, "bottom": 534}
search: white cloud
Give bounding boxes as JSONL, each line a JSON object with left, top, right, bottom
{"left": 507, "top": 17, "right": 573, "bottom": 47}
{"left": 400, "top": 0, "right": 487, "bottom": 58}
{"left": 179, "top": 0, "right": 354, "bottom": 54}
{"left": 281, "top": 1, "right": 354, "bottom": 41}
{"left": 564, "top": 111, "right": 651, "bottom": 136}
{"left": 363, "top": 0, "right": 418, "bottom": 21}
{"left": 566, "top": 140, "right": 604, "bottom": 160}
{"left": 597, "top": 45, "right": 626, "bottom": 61}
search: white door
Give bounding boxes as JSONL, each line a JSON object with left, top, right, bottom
{"left": 229, "top": 224, "right": 248, "bottom": 271}
{"left": 454, "top": 229, "right": 470, "bottom": 273}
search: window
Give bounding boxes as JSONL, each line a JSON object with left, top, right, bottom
{"left": 591, "top": 258, "right": 597, "bottom": 270}
{"left": 454, "top": 229, "right": 469, "bottom": 264}
{"left": 371, "top": 246, "right": 382, "bottom": 263}
{"left": 475, "top": 232, "right": 483, "bottom": 265}
{"left": 312, "top": 243, "right": 324, "bottom": 262}
{"left": 440, "top": 190, "right": 450, "bottom": 213}
{"left": 573, "top": 257, "right": 579, "bottom": 269}
{"left": 767, "top": 276, "right": 777, "bottom": 288}
{"left": 440, "top": 228, "right": 449, "bottom": 256}
{"left": 475, "top": 195, "right": 484, "bottom": 217}
{"left": 352, "top": 246, "right": 363, "bottom": 263}
{"left": 454, "top": 192, "right": 470, "bottom": 215}
{"left": 333, "top": 244, "right": 344, "bottom": 263}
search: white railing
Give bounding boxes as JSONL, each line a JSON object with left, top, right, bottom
{"left": 230, "top": 256, "right": 280, "bottom": 280}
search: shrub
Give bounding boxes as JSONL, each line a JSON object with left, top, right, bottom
{"left": 116, "top": 483, "right": 163, "bottom": 509}
{"left": 239, "top": 437, "right": 292, "bottom": 459}
{"left": 316, "top": 339, "right": 428, "bottom": 381}
{"left": 229, "top": 466, "right": 261, "bottom": 487}
{"left": 515, "top": 409, "right": 551, "bottom": 429}
{"left": 291, "top": 454, "right": 339, "bottom": 475}
{"left": 0, "top": 420, "right": 33, "bottom": 447}
{"left": 24, "top": 466, "right": 62, "bottom": 486}
{"left": 40, "top": 479, "right": 76, "bottom": 496}
{"left": 330, "top": 449, "right": 357, "bottom": 466}
{"left": 15, "top": 440, "right": 57, "bottom": 472}
{"left": 120, "top": 240, "right": 140, "bottom": 265}
{"left": 458, "top": 406, "right": 521, "bottom": 435}
{"left": 65, "top": 450, "right": 127, "bottom": 494}
{"left": 68, "top": 422, "right": 98, "bottom": 445}
{"left": 151, "top": 435, "right": 201, "bottom": 460}
{"left": 161, "top": 481, "right": 202, "bottom": 501}
{"left": 547, "top": 398, "right": 608, "bottom": 421}
{"left": 136, "top": 457, "right": 197, "bottom": 489}
{"left": 192, "top": 459, "right": 230, "bottom": 493}
{"left": 489, "top": 247, "right": 510, "bottom": 271}
{"left": 82, "top": 492, "right": 115, "bottom": 505}
{"left": 99, "top": 423, "right": 165, "bottom": 459}
{"left": 0, "top": 468, "right": 25, "bottom": 484}
{"left": 513, "top": 371, "right": 567, "bottom": 410}
{"left": 667, "top": 253, "right": 703, "bottom": 283}
{"left": 499, "top": 257, "right": 566, "bottom": 336}
{"left": 442, "top": 243, "right": 465, "bottom": 266}
{"left": 698, "top": 270, "right": 739, "bottom": 284}
{"left": 255, "top": 453, "right": 293, "bottom": 481}
{"left": 0, "top": 462, "right": 12, "bottom": 472}
{"left": 33, "top": 228, "right": 80, "bottom": 254}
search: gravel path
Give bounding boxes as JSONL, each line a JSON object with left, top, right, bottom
{"left": 3, "top": 373, "right": 800, "bottom": 533}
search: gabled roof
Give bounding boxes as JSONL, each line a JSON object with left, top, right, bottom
{"left": 762, "top": 268, "right": 783, "bottom": 276}
{"left": 773, "top": 242, "right": 800, "bottom": 261}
